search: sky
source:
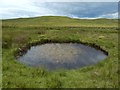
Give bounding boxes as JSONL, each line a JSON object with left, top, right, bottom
{"left": 0, "top": 0, "right": 119, "bottom": 19}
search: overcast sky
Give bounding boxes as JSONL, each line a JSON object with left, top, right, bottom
{"left": 0, "top": 0, "right": 118, "bottom": 19}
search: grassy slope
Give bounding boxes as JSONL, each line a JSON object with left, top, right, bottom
{"left": 3, "top": 16, "right": 118, "bottom": 28}
{"left": 2, "top": 16, "right": 118, "bottom": 88}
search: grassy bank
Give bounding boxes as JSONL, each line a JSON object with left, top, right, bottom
{"left": 2, "top": 16, "right": 118, "bottom": 88}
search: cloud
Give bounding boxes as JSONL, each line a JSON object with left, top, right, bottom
{"left": 97, "top": 12, "right": 118, "bottom": 19}
{"left": 43, "top": 2, "right": 118, "bottom": 18}
{"left": 76, "top": 12, "right": 118, "bottom": 19}
{"left": 0, "top": 0, "right": 56, "bottom": 19}
{"left": 0, "top": 0, "right": 118, "bottom": 19}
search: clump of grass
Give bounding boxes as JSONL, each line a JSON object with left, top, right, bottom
{"left": 2, "top": 35, "right": 12, "bottom": 49}
{"left": 45, "top": 75, "right": 62, "bottom": 88}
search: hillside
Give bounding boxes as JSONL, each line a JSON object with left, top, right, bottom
{"left": 2, "top": 16, "right": 118, "bottom": 28}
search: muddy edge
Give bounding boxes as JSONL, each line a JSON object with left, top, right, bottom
{"left": 14, "top": 39, "right": 108, "bottom": 59}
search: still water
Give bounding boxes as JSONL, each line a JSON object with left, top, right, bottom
{"left": 17, "top": 43, "right": 107, "bottom": 70}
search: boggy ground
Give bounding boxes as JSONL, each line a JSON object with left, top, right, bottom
{"left": 2, "top": 16, "right": 118, "bottom": 88}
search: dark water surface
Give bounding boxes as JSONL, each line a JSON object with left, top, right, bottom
{"left": 17, "top": 43, "right": 107, "bottom": 70}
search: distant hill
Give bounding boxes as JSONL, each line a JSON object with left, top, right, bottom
{"left": 2, "top": 16, "right": 118, "bottom": 28}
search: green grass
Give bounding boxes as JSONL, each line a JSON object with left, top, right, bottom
{"left": 2, "top": 16, "right": 118, "bottom": 88}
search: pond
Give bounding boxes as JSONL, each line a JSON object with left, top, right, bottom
{"left": 17, "top": 43, "right": 107, "bottom": 70}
